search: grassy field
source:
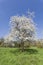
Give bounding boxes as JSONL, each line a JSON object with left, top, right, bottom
{"left": 0, "top": 47, "right": 43, "bottom": 65}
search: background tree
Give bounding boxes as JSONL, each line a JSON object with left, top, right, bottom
{"left": 0, "top": 38, "right": 4, "bottom": 46}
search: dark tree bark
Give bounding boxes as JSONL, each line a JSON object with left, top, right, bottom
{"left": 21, "top": 40, "right": 24, "bottom": 52}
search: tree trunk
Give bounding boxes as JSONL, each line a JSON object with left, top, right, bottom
{"left": 21, "top": 41, "right": 24, "bottom": 52}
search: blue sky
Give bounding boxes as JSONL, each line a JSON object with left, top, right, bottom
{"left": 0, "top": 0, "right": 43, "bottom": 39}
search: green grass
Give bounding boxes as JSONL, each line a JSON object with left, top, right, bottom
{"left": 0, "top": 47, "right": 43, "bottom": 65}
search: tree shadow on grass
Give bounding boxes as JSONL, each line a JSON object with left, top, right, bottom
{"left": 10, "top": 48, "right": 38, "bottom": 56}
{"left": 24, "top": 49, "right": 38, "bottom": 54}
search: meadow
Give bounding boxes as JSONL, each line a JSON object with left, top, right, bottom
{"left": 0, "top": 47, "right": 43, "bottom": 65}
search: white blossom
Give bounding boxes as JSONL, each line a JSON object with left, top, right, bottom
{"left": 4, "top": 12, "right": 36, "bottom": 43}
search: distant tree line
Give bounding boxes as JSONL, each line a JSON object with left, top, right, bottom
{"left": 0, "top": 38, "right": 43, "bottom": 48}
